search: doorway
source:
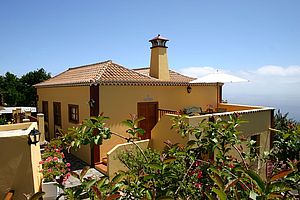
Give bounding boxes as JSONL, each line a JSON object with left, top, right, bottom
{"left": 137, "top": 102, "right": 158, "bottom": 139}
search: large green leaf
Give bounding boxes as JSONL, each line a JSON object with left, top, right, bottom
{"left": 246, "top": 169, "right": 266, "bottom": 193}
{"left": 210, "top": 172, "right": 225, "bottom": 190}
{"left": 146, "top": 163, "right": 163, "bottom": 171}
{"left": 84, "top": 179, "right": 97, "bottom": 190}
{"left": 212, "top": 187, "right": 227, "bottom": 200}
{"left": 145, "top": 190, "right": 153, "bottom": 200}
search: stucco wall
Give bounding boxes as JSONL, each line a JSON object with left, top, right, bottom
{"left": 0, "top": 122, "right": 41, "bottom": 200}
{"left": 151, "top": 114, "right": 188, "bottom": 151}
{"left": 37, "top": 86, "right": 91, "bottom": 164}
{"left": 37, "top": 84, "right": 218, "bottom": 163}
{"left": 100, "top": 85, "right": 218, "bottom": 158}
{"left": 151, "top": 109, "right": 273, "bottom": 178}
{"left": 107, "top": 139, "right": 150, "bottom": 180}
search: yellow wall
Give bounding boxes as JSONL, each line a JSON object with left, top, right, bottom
{"left": 0, "top": 122, "right": 41, "bottom": 199}
{"left": 37, "top": 84, "right": 218, "bottom": 163}
{"left": 107, "top": 139, "right": 150, "bottom": 180}
{"left": 218, "top": 103, "right": 263, "bottom": 112}
{"left": 149, "top": 47, "right": 170, "bottom": 80}
{"left": 151, "top": 109, "right": 273, "bottom": 178}
{"left": 100, "top": 85, "right": 218, "bottom": 158}
{"left": 151, "top": 114, "right": 188, "bottom": 150}
{"left": 37, "top": 86, "right": 91, "bottom": 164}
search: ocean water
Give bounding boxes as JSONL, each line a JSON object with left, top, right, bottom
{"left": 225, "top": 93, "right": 300, "bottom": 122}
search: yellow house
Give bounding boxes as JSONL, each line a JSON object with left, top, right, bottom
{"left": 35, "top": 35, "right": 274, "bottom": 176}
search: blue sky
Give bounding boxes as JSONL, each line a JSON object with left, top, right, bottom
{"left": 1, "top": 0, "right": 300, "bottom": 119}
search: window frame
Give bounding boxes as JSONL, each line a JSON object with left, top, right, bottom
{"left": 42, "top": 101, "right": 49, "bottom": 122}
{"left": 68, "top": 104, "right": 79, "bottom": 124}
{"left": 53, "top": 102, "right": 61, "bottom": 126}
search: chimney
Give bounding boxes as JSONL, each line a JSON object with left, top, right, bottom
{"left": 149, "top": 34, "right": 170, "bottom": 81}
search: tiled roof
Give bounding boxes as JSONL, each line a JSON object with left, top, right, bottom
{"left": 34, "top": 60, "right": 207, "bottom": 88}
{"left": 133, "top": 68, "right": 196, "bottom": 82}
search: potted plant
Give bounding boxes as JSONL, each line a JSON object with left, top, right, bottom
{"left": 40, "top": 140, "right": 71, "bottom": 199}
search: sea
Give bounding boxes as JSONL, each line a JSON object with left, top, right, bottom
{"left": 223, "top": 93, "right": 300, "bottom": 122}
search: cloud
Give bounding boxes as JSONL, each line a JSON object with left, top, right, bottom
{"left": 178, "top": 65, "right": 300, "bottom": 84}
{"left": 256, "top": 65, "right": 300, "bottom": 76}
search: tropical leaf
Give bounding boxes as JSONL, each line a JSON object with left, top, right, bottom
{"left": 224, "top": 179, "right": 239, "bottom": 191}
{"left": 105, "top": 193, "right": 122, "bottom": 200}
{"left": 146, "top": 163, "right": 163, "bottom": 171}
{"left": 145, "top": 190, "right": 152, "bottom": 200}
{"left": 205, "top": 192, "right": 217, "bottom": 200}
{"left": 70, "top": 171, "right": 80, "bottom": 180}
{"left": 210, "top": 172, "right": 224, "bottom": 190}
{"left": 246, "top": 169, "right": 266, "bottom": 193}
{"left": 212, "top": 187, "right": 227, "bottom": 200}
{"left": 91, "top": 186, "right": 102, "bottom": 199}
{"left": 80, "top": 166, "right": 90, "bottom": 180}
{"left": 84, "top": 179, "right": 97, "bottom": 190}
{"left": 270, "top": 169, "right": 294, "bottom": 181}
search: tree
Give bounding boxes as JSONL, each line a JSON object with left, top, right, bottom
{"left": 0, "top": 68, "right": 51, "bottom": 106}
{"left": 20, "top": 68, "right": 51, "bottom": 106}
{"left": 0, "top": 72, "right": 22, "bottom": 106}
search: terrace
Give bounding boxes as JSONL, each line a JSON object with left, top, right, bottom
{"left": 154, "top": 103, "right": 274, "bottom": 147}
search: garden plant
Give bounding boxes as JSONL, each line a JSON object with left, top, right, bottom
{"left": 39, "top": 112, "right": 300, "bottom": 199}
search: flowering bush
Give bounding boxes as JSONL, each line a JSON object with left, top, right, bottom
{"left": 40, "top": 139, "right": 71, "bottom": 183}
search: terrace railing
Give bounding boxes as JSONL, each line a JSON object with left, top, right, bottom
{"left": 158, "top": 108, "right": 177, "bottom": 119}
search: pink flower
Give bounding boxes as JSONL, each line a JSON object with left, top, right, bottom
{"left": 61, "top": 153, "right": 65, "bottom": 158}
{"left": 53, "top": 157, "right": 59, "bottom": 161}
{"left": 195, "top": 183, "right": 202, "bottom": 189}
{"left": 55, "top": 149, "right": 60, "bottom": 152}
{"left": 47, "top": 168, "right": 53, "bottom": 173}
{"left": 46, "top": 157, "right": 52, "bottom": 162}
{"left": 197, "top": 171, "right": 203, "bottom": 179}
{"left": 39, "top": 161, "right": 44, "bottom": 164}
{"left": 66, "top": 163, "right": 71, "bottom": 167}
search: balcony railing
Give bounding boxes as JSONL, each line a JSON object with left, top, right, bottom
{"left": 158, "top": 109, "right": 178, "bottom": 119}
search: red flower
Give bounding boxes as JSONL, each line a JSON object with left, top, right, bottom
{"left": 229, "top": 164, "right": 235, "bottom": 169}
{"left": 197, "top": 171, "right": 203, "bottom": 179}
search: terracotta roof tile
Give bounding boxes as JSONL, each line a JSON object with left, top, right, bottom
{"left": 133, "top": 68, "right": 196, "bottom": 82}
{"left": 34, "top": 60, "right": 200, "bottom": 88}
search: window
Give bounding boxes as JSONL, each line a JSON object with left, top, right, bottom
{"left": 53, "top": 102, "right": 61, "bottom": 126}
{"left": 42, "top": 101, "right": 49, "bottom": 122}
{"left": 68, "top": 104, "right": 79, "bottom": 124}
